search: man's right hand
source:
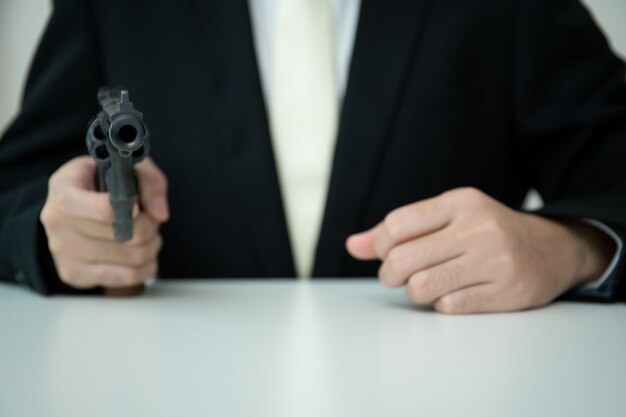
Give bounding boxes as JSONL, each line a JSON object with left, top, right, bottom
{"left": 40, "top": 156, "right": 169, "bottom": 290}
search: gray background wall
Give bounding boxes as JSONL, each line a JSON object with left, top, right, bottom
{"left": 1, "top": 0, "right": 625, "bottom": 136}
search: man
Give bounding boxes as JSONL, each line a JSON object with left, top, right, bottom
{"left": 0, "top": 0, "right": 625, "bottom": 313}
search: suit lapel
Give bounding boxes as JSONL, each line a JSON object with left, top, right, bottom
{"left": 190, "top": 0, "right": 295, "bottom": 276}
{"left": 315, "top": 0, "right": 432, "bottom": 276}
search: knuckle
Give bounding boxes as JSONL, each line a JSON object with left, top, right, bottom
{"left": 461, "top": 291, "right": 480, "bottom": 312}
{"left": 57, "top": 264, "right": 74, "bottom": 284}
{"left": 406, "top": 275, "right": 431, "bottom": 304}
{"left": 479, "top": 219, "right": 500, "bottom": 239}
{"left": 48, "top": 171, "right": 62, "bottom": 190}
{"left": 39, "top": 206, "right": 53, "bottom": 227}
{"left": 483, "top": 217, "right": 503, "bottom": 233}
{"left": 385, "top": 247, "right": 408, "bottom": 277}
{"left": 374, "top": 239, "right": 388, "bottom": 260}
{"left": 460, "top": 186, "right": 483, "bottom": 200}
{"left": 408, "top": 268, "right": 448, "bottom": 304}
{"left": 437, "top": 293, "right": 471, "bottom": 314}
{"left": 481, "top": 217, "right": 511, "bottom": 243}
{"left": 58, "top": 263, "right": 89, "bottom": 289}
{"left": 436, "top": 297, "right": 459, "bottom": 314}
{"left": 60, "top": 274, "right": 77, "bottom": 287}
{"left": 53, "top": 189, "right": 71, "bottom": 212}
{"left": 46, "top": 211, "right": 64, "bottom": 230}
{"left": 417, "top": 272, "right": 441, "bottom": 295}
{"left": 47, "top": 173, "right": 57, "bottom": 189}
{"left": 455, "top": 187, "right": 488, "bottom": 209}
{"left": 383, "top": 211, "right": 405, "bottom": 242}
{"left": 48, "top": 238, "right": 68, "bottom": 256}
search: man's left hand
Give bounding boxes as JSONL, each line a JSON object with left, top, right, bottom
{"left": 346, "top": 188, "right": 614, "bottom": 314}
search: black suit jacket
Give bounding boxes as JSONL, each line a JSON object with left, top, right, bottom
{"left": 1, "top": 0, "right": 626, "bottom": 298}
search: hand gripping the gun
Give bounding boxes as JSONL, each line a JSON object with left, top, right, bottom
{"left": 40, "top": 88, "right": 168, "bottom": 295}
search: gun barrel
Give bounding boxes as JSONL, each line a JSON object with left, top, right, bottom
{"left": 86, "top": 88, "right": 150, "bottom": 241}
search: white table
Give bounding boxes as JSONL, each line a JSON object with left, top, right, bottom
{"left": 1, "top": 279, "right": 624, "bottom": 417}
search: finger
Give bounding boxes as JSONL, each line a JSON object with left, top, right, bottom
{"left": 49, "top": 231, "right": 163, "bottom": 267}
{"left": 346, "top": 224, "right": 381, "bottom": 260}
{"left": 55, "top": 256, "right": 158, "bottom": 289}
{"left": 135, "top": 157, "right": 169, "bottom": 222}
{"left": 379, "top": 227, "right": 466, "bottom": 288}
{"left": 404, "top": 256, "right": 485, "bottom": 304}
{"left": 433, "top": 283, "right": 498, "bottom": 314}
{"left": 51, "top": 156, "right": 98, "bottom": 190}
{"left": 375, "top": 195, "right": 453, "bottom": 259}
{"left": 48, "top": 157, "right": 117, "bottom": 222}
{"left": 127, "top": 214, "right": 160, "bottom": 244}
{"left": 50, "top": 182, "right": 115, "bottom": 222}
{"left": 59, "top": 213, "right": 160, "bottom": 243}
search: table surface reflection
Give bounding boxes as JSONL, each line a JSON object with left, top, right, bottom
{"left": 1, "top": 279, "right": 624, "bottom": 417}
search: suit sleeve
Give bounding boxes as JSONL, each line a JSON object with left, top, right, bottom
{"left": 515, "top": 0, "right": 626, "bottom": 301}
{"left": 0, "top": 0, "right": 103, "bottom": 295}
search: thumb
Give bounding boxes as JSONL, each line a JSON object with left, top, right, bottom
{"left": 345, "top": 223, "right": 381, "bottom": 261}
{"left": 135, "top": 157, "right": 170, "bottom": 222}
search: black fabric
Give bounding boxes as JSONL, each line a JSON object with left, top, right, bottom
{"left": 0, "top": 0, "right": 625, "bottom": 300}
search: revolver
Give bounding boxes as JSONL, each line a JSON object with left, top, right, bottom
{"left": 86, "top": 88, "right": 150, "bottom": 241}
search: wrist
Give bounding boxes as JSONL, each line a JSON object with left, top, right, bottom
{"left": 561, "top": 220, "right": 616, "bottom": 287}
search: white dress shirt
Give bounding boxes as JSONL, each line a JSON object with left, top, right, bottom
{"left": 248, "top": 0, "right": 361, "bottom": 107}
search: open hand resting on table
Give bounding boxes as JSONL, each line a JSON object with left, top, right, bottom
{"left": 347, "top": 188, "right": 615, "bottom": 314}
{"left": 40, "top": 156, "right": 169, "bottom": 290}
